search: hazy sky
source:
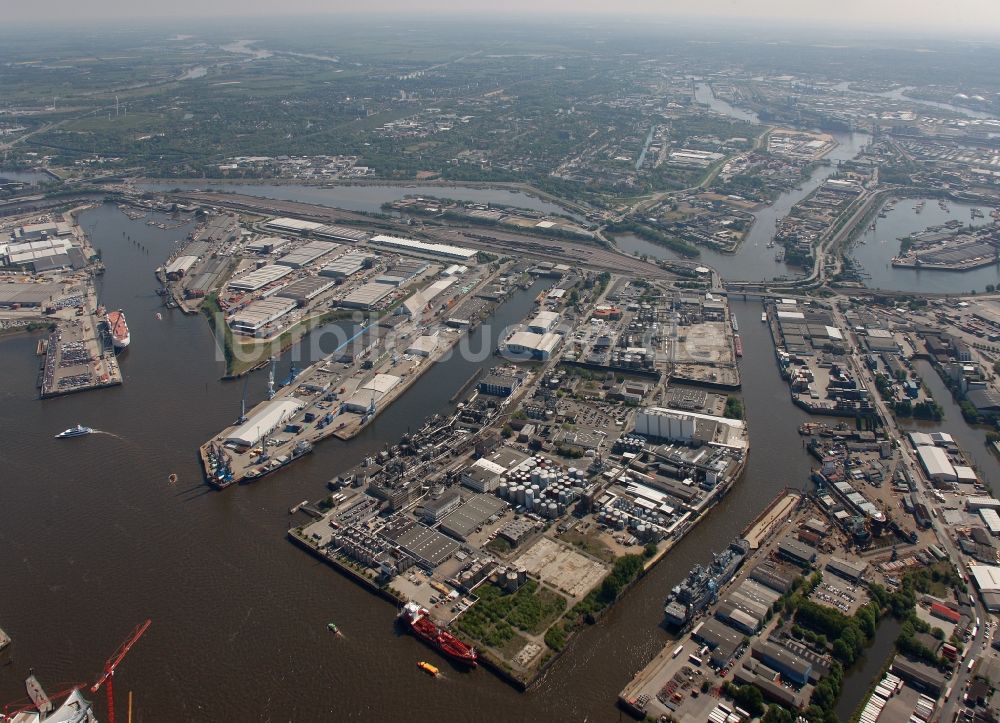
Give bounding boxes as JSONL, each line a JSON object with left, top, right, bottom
{"left": 9, "top": 0, "right": 1000, "bottom": 33}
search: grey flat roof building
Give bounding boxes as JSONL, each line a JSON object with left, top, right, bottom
{"left": 276, "top": 276, "right": 336, "bottom": 304}
{"left": 439, "top": 494, "right": 507, "bottom": 541}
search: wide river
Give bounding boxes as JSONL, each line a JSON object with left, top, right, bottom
{"left": 0, "top": 203, "right": 831, "bottom": 721}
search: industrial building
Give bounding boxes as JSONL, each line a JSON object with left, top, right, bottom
{"left": 2, "top": 237, "right": 74, "bottom": 268}
{"left": 320, "top": 251, "right": 374, "bottom": 280}
{"left": 967, "top": 496, "right": 1000, "bottom": 512}
{"left": 633, "top": 408, "right": 749, "bottom": 450}
{"left": 503, "top": 330, "right": 561, "bottom": 360}
{"left": 0, "top": 282, "right": 62, "bottom": 308}
{"left": 335, "top": 325, "right": 385, "bottom": 364}
{"left": 228, "top": 264, "right": 292, "bottom": 291}
{"left": 400, "top": 276, "right": 457, "bottom": 317}
{"left": 225, "top": 399, "right": 304, "bottom": 447}
{"left": 276, "top": 276, "right": 336, "bottom": 305}
{"left": 479, "top": 373, "right": 521, "bottom": 397}
{"left": 970, "top": 564, "right": 1000, "bottom": 611}
{"left": 342, "top": 374, "right": 401, "bottom": 413}
{"left": 439, "top": 494, "right": 507, "bottom": 541}
{"left": 228, "top": 297, "right": 297, "bottom": 336}
{"left": 245, "top": 236, "right": 290, "bottom": 254}
{"left": 461, "top": 458, "right": 507, "bottom": 493}
{"left": 825, "top": 556, "right": 868, "bottom": 583}
{"left": 313, "top": 224, "right": 369, "bottom": 243}
{"left": 527, "top": 310, "right": 560, "bottom": 334}
{"left": 981, "top": 508, "right": 1000, "bottom": 536}
{"left": 890, "top": 656, "right": 945, "bottom": 696}
{"left": 11, "top": 221, "right": 72, "bottom": 241}
{"left": 382, "top": 519, "right": 459, "bottom": 569}
{"left": 376, "top": 259, "right": 428, "bottom": 286}
{"left": 916, "top": 445, "right": 957, "bottom": 483}
{"left": 276, "top": 241, "right": 339, "bottom": 269}
{"left": 370, "top": 234, "right": 477, "bottom": 262}
{"left": 417, "top": 491, "right": 462, "bottom": 523}
{"left": 406, "top": 332, "right": 440, "bottom": 357}
{"left": 751, "top": 641, "right": 812, "bottom": 686}
{"left": 264, "top": 217, "right": 326, "bottom": 235}
{"left": 165, "top": 255, "right": 198, "bottom": 279}
{"left": 777, "top": 538, "right": 817, "bottom": 567}
{"left": 692, "top": 618, "right": 744, "bottom": 668}
{"left": 338, "top": 282, "right": 395, "bottom": 310}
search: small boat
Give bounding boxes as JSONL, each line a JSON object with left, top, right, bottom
{"left": 417, "top": 661, "right": 439, "bottom": 677}
{"left": 761, "top": 312, "right": 767, "bottom": 323}
{"left": 168, "top": 473, "right": 178, "bottom": 484}
{"left": 56, "top": 424, "right": 93, "bottom": 438}
{"left": 327, "top": 622, "right": 339, "bottom": 634}
{"left": 155, "top": 312, "right": 163, "bottom": 320}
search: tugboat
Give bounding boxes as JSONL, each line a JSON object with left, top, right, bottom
{"left": 399, "top": 602, "right": 478, "bottom": 666}
{"left": 417, "top": 661, "right": 440, "bottom": 677}
{"left": 56, "top": 424, "right": 93, "bottom": 438}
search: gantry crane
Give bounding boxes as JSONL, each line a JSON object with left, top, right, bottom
{"left": 91, "top": 619, "right": 151, "bottom": 723}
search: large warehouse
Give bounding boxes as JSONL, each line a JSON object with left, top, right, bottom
{"left": 264, "top": 217, "right": 325, "bottom": 235}
{"left": 276, "top": 276, "right": 336, "bottom": 305}
{"left": 338, "top": 281, "right": 395, "bottom": 310}
{"left": 228, "top": 264, "right": 292, "bottom": 291}
{"left": 916, "top": 445, "right": 957, "bottom": 483}
{"left": 370, "top": 234, "right": 477, "bottom": 262}
{"left": 320, "top": 251, "right": 374, "bottom": 280}
{"left": 228, "top": 297, "right": 297, "bottom": 336}
{"left": 343, "top": 374, "right": 402, "bottom": 413}
{"left": 276, "top": 241, "right": 339, "bottom": 269}
{"left": 503, "top": 330, "right": 561, "bottom": 360}
{"left": 225, "top": 399, "right": 303, "bottom": 447}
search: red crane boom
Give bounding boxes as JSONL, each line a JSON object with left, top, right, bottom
{"left": 91, "top": 619, "right": 151, "bottom": 723}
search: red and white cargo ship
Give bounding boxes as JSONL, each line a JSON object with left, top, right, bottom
{"left": 106, "top": 309, "right": 130, "bottom": 350}
{"left": 398, "top": 602, "right": 478, "bottom": 666}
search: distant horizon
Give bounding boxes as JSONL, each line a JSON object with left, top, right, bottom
{"left": 3, "top": 3, "right": 1000, "bottom": 39}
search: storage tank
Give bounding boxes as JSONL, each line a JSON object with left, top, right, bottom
{"left": 498, "top": 482, "right": 509, "bottom": 499}
{"left": 547, "top": 502, "right": 558, "bottom": 519}
{"left": 525, "top": 489, "right": 535, "bottom": 511}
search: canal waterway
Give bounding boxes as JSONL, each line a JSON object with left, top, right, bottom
{"left": 0, "top": 206, "right": 834, "bottom": 721}
{"left": 834, "top": 616, "right": 903, "bottom": 721}
{"left": 898, "top": 359, "right": 1000, "bottom": 491}
{"left": 615, "top": 129, "right": 870, "bottom": 282}
{"left": 848, "top": 197, "right": 998, "bottom": 293}
{"left": 138, "top": 180, "right": 574, "bottom": 218}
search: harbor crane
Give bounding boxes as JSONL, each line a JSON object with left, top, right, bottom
{"left": 91, "top": 619, "right": 151, "bottom": 723}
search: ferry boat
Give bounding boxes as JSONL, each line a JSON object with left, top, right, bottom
{"left": 106, "top": 309, "right": 130, "bottom": 350}
{"left": 734, "top": 334, "right": 743, "bottom": 357}
{"left": 55, "top": 424, "right": 93, "bottom": 438}
{"left": 399, "top": 602, "right": 478, "bottom": 666}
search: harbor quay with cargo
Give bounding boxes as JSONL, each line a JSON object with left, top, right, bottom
{"left": 284, "top": 275, "right": 751, "bottom": 686}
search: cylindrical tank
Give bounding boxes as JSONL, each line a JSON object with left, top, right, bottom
{"left": 547, "top": 502, "right": 558, "bottom": 519}
{"left": 498, "top": 482, "right": 509, "bottom": 499}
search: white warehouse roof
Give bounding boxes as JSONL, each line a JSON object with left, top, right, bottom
{"left": 225, "top": 399, "right": 303, "bottom": 447}
{"left": 916, "top": 445, "right": 956, "bottom": 481}
{"left": 370, "top": 234, "right": 477, "bottom": 261}
{"left": 228, "top": 264, "right": 292, "bottom": 291}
